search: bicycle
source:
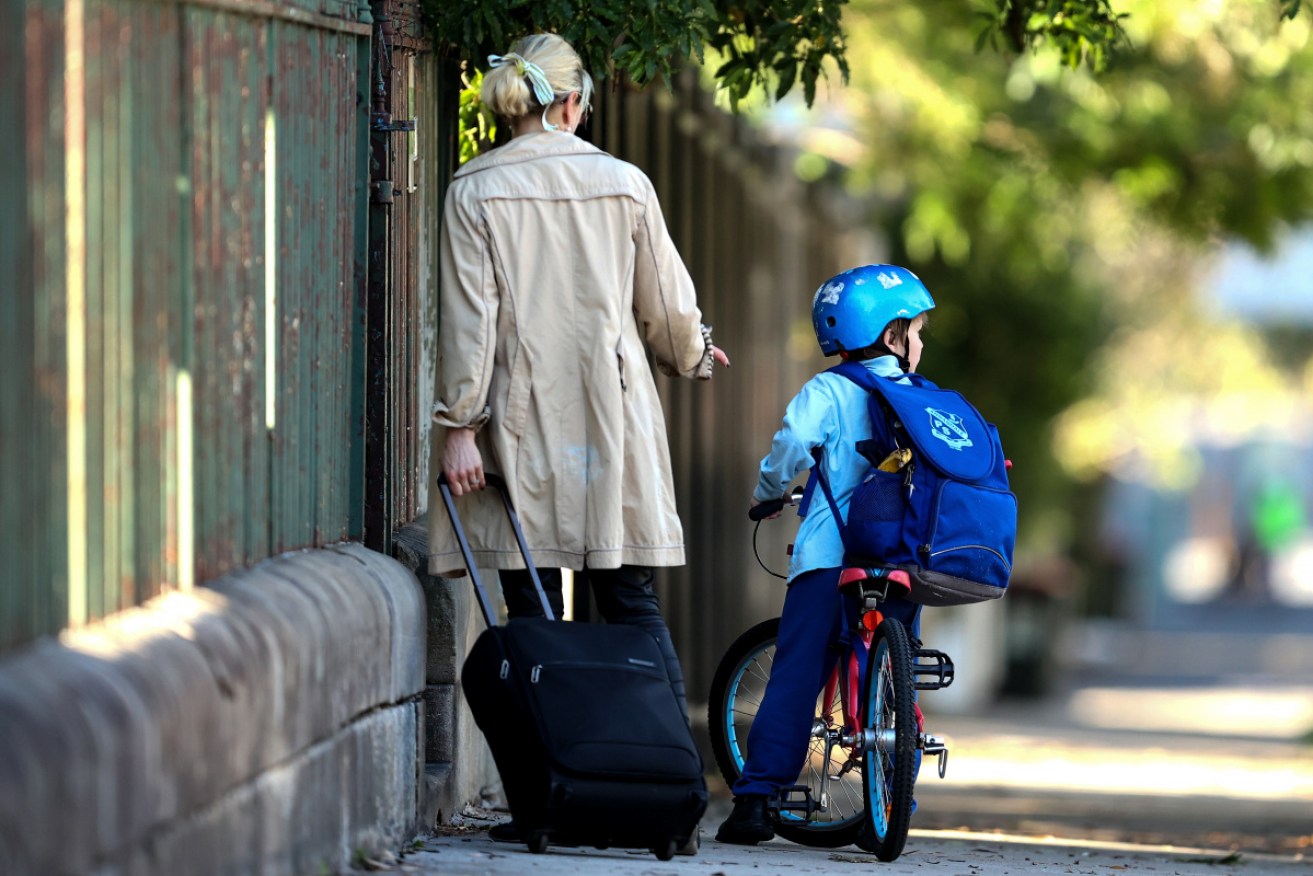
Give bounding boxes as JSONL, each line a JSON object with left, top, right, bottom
{"left": 707, "top": 490, "right": 956, "bottom": 861}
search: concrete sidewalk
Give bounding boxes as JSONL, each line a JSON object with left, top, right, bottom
{"left": 392, "top": 674, "right": 1312, "bottom": 874}
{"left": 396, "top": 822, "right": 1308, "bottom": 875}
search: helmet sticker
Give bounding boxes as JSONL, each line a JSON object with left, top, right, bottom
{"left": 926, "top": 407, "right": 973, "bottom": 451}
{"left": 815, "top": 280, "right": 844, "bottom": 306}
{"left": 876, "top": 271, "right": 904, "bottom": 290}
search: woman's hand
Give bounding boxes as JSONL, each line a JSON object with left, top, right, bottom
{"left": 711, "top": 344, "right": 731, "bottom": 369}
{"left": 442, "top": 427, "right": 486, "bottom": 496}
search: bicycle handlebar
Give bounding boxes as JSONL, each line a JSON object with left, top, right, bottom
{"left": 747, "top": 485, "right": 806, "bottom": 521}
{"left": 748, "top": 498, "right": 784, "bottom": 521}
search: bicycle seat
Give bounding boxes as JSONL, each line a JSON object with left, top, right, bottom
{"left": 837, "top": 566, "right": 912, "bottom": 599}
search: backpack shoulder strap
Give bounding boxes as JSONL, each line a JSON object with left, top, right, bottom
{"left": 824, "top": 361, "right": 902, "bottom": 461}
{"left": 824, "top": 360, "right": 886, "bottom": 392}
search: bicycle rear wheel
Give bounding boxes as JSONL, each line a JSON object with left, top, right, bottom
{"left": 858, "top": 617, "right": 917, "bottom": 861}
{"left": 708, "top": 618, "right": 866, "bottom": 848}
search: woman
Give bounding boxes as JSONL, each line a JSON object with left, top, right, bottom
{"left": 431, "top": 33, "right": 728, "bottom": 713}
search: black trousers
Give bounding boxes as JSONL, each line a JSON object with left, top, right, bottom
{"left": 498, "top": 565, "right": 688, "bottom": 710}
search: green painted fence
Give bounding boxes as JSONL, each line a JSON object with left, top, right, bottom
{"left": 2, "top": 0, "right": 374, "bottom": 653}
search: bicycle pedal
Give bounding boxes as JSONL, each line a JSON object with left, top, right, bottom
{"left": 920, "top": 733, "right": 949, "bottom": 778}
{"left": 912, "top": 648, "right": 955, "bottom": 690}
{"left": 830, "top": 757, "right": 859, "bottom": 781}
{"left": 774, "top": 785, "right": 821, "bottom": 818}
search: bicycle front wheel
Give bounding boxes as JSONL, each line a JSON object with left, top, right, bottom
{"left": 707, "top": 618, "right": 866, "bottom": 848}
{"left": 859, "top": 617, "right": 918, "bottom": 861}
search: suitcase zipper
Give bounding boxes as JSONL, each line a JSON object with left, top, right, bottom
{"left": 500, "top": 659, "right": 509, "bottom": 680}
{"left": 525, "top": 659, "right": 669, "bottom": 682}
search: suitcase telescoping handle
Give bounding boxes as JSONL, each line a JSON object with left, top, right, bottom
{"left": 435, "top": 473, "right": 556, "bottom": 626}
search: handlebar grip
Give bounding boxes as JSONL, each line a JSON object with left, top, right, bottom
{"left": 749, "top": 498, "right": 785, "bottom": 521}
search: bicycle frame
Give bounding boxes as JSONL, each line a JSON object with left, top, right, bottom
{"left": 800, "top": 568, "right": 910, "bottom": 818}
{"left": 720, "top": 499, "right": 966, "bottom": 859}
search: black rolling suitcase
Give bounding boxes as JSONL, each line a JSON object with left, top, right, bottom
{"left": 437, "top": 474, "right": 708, "bottom": 860}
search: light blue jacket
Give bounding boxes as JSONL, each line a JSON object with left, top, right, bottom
{"left": 754, "top": 356, "right": 907, "bottom": 582}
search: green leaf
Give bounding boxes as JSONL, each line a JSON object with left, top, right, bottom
{"left": 775, "top": 61, "right": 797, "bottom": 102}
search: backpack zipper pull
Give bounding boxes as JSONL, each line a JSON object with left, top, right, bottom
{"left": 530, "top": 665, "right": 542, "bottom": 684}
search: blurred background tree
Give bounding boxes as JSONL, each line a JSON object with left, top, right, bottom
{"left": 789, "top": 0, "right": 1313, "bottom": 591}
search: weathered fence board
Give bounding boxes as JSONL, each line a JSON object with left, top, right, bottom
{"left": 4, "top": 0, "right": 373, "bottom": 653}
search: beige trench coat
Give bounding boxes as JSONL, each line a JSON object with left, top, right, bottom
{"left": 428, "top": 133, "right": 713, "bottom": 575}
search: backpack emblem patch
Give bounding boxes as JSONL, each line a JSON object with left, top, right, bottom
{"left": 926, "top": 407, "right": 973, "bottom": 451}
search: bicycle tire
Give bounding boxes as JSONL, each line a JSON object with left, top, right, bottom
{"left": 858, "top": 617, "right": 917, "bottom": 861}
{"left": 707, "top": 618, "right": 866, "bottom": 848}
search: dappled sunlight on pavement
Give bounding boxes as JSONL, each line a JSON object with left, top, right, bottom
{"left": 914, "top": 681, "right": 1313, "bottom": 855}
{"left": 931, "top": 725, "right": 1312, "bottom": 799}
{"left": 1067, "top": 685, "right": 1313, "bottom": 740}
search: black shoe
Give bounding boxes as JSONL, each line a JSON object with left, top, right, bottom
{"left": 488, "top": 820, "right": 522, "bottom": 843}
{"left": 715, "top": 795, "right": 775, "bottom": 845}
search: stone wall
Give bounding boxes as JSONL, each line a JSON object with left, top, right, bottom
{"left": 0, "top": 543, "right": 425, "bottom": 876}
{"left": 394, "top": 518, "right": 501, "bottom": 827}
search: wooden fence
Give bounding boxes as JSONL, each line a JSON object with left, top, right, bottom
{"left": 3, "top": 0, "right": 374, "bottom": 651}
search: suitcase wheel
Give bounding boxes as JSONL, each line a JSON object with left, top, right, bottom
{"left": 527, "top": 832, "right": 549, "bottom": 854}
{"left": 653, "top": 839, "right": 677, "bottom": 861}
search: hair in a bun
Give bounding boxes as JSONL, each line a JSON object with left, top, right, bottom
{"left": 482, "top": 33, "right": 593, "bottom": 121}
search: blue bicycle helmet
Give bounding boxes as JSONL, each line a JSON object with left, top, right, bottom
{"left": 811, "top": 264, "right": 935, "bottom": 357}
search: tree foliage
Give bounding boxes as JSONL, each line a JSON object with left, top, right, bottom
{"left": 808, "top": 0, "right": 1313, "bottom": 551}
{"left": 976, "top": 1, "right": 1130, "bottom": 71}
{"left": 425, "top": 0, "right": 853, "bottom": 109}
{"left": 424, "top": 1, "right": 1157, "bottom": 109}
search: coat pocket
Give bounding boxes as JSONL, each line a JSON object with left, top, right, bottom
{"left": 615, "top": 337, "right": 627, "bottom": 393}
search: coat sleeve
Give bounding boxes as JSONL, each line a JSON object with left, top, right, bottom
{"left": 433, "top": 184, "right": 497, "bottom": 430}
{"left": 632, "top": 177, "right": 715, "bottom": 380}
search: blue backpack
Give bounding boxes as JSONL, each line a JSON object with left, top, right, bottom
{"left": 810, "top": 361, "right": 1017, "bottom": 606}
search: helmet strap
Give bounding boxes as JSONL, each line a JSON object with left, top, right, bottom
{"left": 874, "top": 340, "right": 910, "bottom": 372}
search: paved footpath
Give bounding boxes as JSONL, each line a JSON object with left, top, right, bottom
{"left": 377, "top": 677, "right": 1311, "bottom": 875}
{"left": 388, "top": 823, "right": 1308, "bottom": 876}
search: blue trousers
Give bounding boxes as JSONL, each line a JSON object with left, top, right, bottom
{"left": 733, "top": 566, "right": 921, "bottom": 798}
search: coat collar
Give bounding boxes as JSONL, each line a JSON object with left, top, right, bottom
{"left": 453, "top": 132, "right": 605, "bottom": 179}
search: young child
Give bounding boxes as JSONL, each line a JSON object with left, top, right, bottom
{"left": 716, "top": 263, "right": 934, "bottom": 845}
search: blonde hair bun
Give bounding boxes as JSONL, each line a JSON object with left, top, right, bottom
{"left": 482, "top": 33, "right": 594, "bottom": 121}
